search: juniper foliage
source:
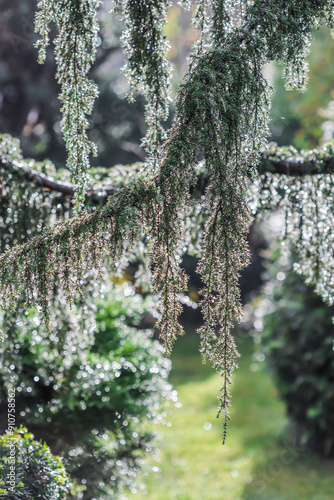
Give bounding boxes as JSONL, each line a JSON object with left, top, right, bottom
{"left": 2, "top": 0, "right": 334, "bottom": 442}
{"left": 252, "top": 142, "right": 334, "bottom": 305}
{"left": 35, "top": 0, "right": 102, "bottom": 209}
{"left": 114, "top": 0, "right": 172, "bottom": 165}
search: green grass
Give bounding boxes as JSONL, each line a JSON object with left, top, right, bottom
{"left": 133, "top": 332, "right": 334, "bottom": 500}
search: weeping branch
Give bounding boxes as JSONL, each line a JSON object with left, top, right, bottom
{"left": 3, "top": 0, "right": 334, "bottom": 445}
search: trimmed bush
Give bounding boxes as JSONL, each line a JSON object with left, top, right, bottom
{"left": 0, "top": 426, "right": 70, "bottom": 499}
{"left": 258, "top": 252, "right": 334, "bottom": 457}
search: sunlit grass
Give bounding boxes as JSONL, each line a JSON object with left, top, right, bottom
{"left": 133, "top": 332, "right": 334, "bottom": 500}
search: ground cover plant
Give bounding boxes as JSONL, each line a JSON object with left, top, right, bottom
{"left": 0, "top": 427, "right": 70, "bottom": 499}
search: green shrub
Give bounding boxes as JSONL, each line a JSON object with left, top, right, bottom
{"left": 258, "top": 252, "right": 334, "bottom": 457}
{"left": 0, "top": 283, "right": 175, "bottom": 498}
{"left": 0, "top": 426, "right": 70, "bottom": 499}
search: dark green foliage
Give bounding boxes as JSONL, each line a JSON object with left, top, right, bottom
{"left": 0, "top": 427, "right": 70, "bottom": 499}
{"left": 260, "top": 255, "right": 334, "bottom": 457}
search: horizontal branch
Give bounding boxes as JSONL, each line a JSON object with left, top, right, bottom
{"left": 2, "top": 144, "right": 334, "bottom": 198}
{"left": 259, "top": 150, "right": 334, "bottom": 176}
{"left": 9, "top": 159, "right": 74, "bottom": 195}
{"left": 0, "top": 170, "right": 157, "bottom": 317}
{"left": 1, "top": 158, "right": 117, "bottom": 197}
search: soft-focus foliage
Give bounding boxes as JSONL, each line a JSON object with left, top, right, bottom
{"left": 252, "top": 141, "right": 334, "bottom": 307}
{"left": 0, "top": 427, "right": 70, "bottom": 499}
{"left": 257, "top": 249, "right": 334, "bottom": 457}
{"left": 270, "top": 27, "right": 334, "bottom": 149}
{"left": 0, "top": 283, "right": 175, "bottom": 498}
{"left": 0, "top": 134, "right": 70, "bottom": 254}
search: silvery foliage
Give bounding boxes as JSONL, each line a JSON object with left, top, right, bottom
{"left": 1, "top": 0, "right": 334, "bottom": 441}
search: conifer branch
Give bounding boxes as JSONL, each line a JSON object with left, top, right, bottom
{"left": 2, "top": 144, "right": 334, "bottom": 197}
{"left": 35, "top": 0, "right": 102, "bottom": 209}
{"left": 3, "top": 0, "right": 334, "bottom": 447}
{"left": 0, "top": 157, "right": 116, "bottom": 197}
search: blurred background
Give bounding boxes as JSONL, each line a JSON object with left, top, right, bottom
{"left": 0, "top": 1, "right": 334, "bottom": 499}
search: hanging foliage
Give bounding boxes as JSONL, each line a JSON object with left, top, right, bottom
{"left": 114, "top": 0, "right": 172, "bottom": 165}
{"left": 35, "top": 0, "right": 102, "bottom": 209}
{"left": 2, "top": 0, "right": 334, "bottom": 442}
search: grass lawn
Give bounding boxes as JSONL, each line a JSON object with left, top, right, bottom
{"left": 133, "top": 331, "right": 334, "bottom": 500}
